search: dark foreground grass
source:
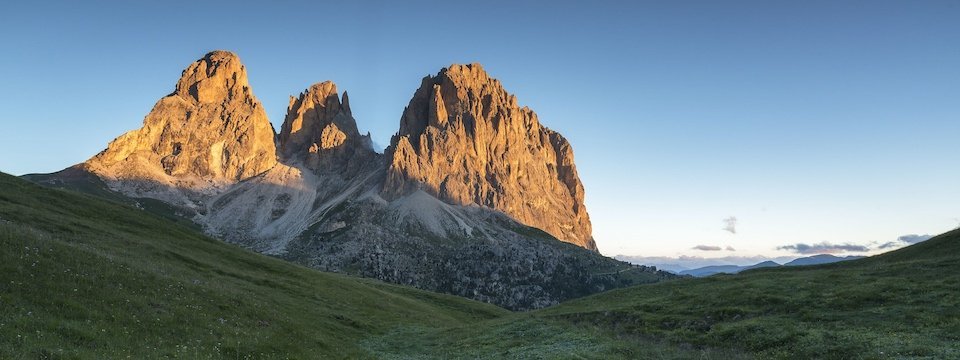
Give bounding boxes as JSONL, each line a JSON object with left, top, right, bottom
{"left": 364, "top": 229, "right": 960, "bottom": 359}
{"left": 535, "top": 232, "right": 960, "bottom": 359}
{"left": 365, "top": 314, "right": 750, "bottom": 359}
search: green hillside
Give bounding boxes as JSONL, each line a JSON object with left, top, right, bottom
{"left": 528, "top": 231, "right": 960, "bottom": 359}
{"left": 0, "top": 172, "right": 509, "bottom": 358}
{"left": 370, "top": 231, "right": 959, "bottom": 359}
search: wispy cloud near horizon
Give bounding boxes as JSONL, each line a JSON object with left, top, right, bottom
{"left": 777, "top": 242, "right": 869, "bottom": 254}
{"left": 877, "top": 234, "right": 934, "bottom": 250}
{"left": 692, "top": 245, "right": 723, "bottom": 251}
{"left": 897, "top": 234, "right": 933, "bottom": 244}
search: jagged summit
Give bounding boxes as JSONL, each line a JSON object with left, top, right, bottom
{"left": 382, "top": 63, "right": 597, "bottom": 250}
{"left": 278, "top": 81, "right": 374, "bottom": 172}
{"left": 173, "top": 50, "right": 249, "bottom": 103}
{"left": 83, "top": 50, "right": 277, "bottom": 204}
{"left": 203, "top": 50, "right": 239, "bottom": 60}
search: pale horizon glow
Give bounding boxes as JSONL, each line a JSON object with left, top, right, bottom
{"left": 1, "top": 1, "right": 958, "bottom": 260}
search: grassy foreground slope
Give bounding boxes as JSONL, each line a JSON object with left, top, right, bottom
{"left": 533, "top": 231, "right": 960, "bottom": 359}
{"left": 372, "top": 231, "right": 960, "bottom": 359}
{"left": 0, "top": 172, "right": 508, "bottom": 358}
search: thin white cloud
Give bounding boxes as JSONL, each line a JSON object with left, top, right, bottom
{"left": 692, "top": 245, "right": 723, "bottom": 251}
{"left": 722, "top": 216, "right": 737, "bottom": 234}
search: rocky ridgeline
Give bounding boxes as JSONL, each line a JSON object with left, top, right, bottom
{"left": 40, "top": 51, "right": 674, "bottom": 310}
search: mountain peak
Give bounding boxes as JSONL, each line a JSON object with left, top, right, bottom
{"left": 383, "top": 64, "right": 596, "bottom": 250}
{"left": 204, "top": 49, "right": 240, "bottom": 61}
{"left": 173, "top": 50, "right": 252, "bottom": 104}
{"left": 306, "top": 80, "right": 339, "bottom": 98}
{"left": 84, "top": 50, "right": 277, "bottom": 199}
{"left": 278, "top": 81, "right": 373, "bottom": 171}
{"left": 439, "top": 63, "right": 489, "bottom": 82}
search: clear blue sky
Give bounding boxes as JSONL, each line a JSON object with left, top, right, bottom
{"left": 2, "top": 1, "right": 958, "bottom": 258}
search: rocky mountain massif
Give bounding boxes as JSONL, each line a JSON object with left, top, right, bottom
{"left": 382, "top": 64, "right": 596, "bottom": 250}
{"left": 83, "top": 51, "right": 278, "bottom": 207}
{"left": 31, "top": 51, "right": 673, "bottom": 310}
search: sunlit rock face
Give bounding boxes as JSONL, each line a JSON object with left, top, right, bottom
{"left": 84, "top": 50, "right": 277, "bottom": 205}
{"left": 382, "top": 64, "right": 597, "bottom": 251}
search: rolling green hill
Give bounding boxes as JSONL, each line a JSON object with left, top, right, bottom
{"left": 0, "top": 172, "right": 509, "bottom": 358}
{"left": 528, "top": 232, "right": 960, "bottom": 359}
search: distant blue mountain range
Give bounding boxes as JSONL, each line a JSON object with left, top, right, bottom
{"left": 679, "top": 255, "right": 865, "bottom": 277}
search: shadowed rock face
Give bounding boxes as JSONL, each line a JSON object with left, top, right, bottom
{"left": 382, "top": 64, "right": 597, "bottom": 251}
{"left": 84, "top": 50, "right": 277, "bottom": 197}
{"left": 278, "top": 81, "right": 375, "bottom": 174}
